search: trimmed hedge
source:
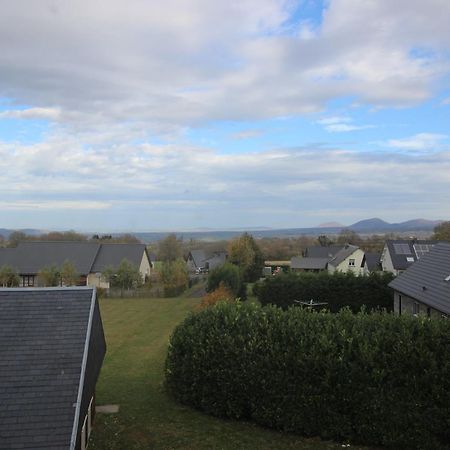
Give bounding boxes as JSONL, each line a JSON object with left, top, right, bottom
{"left": 165, "top": 303, "right": 450, "bottom": 449}
{"left": 254, "top": 271, "right": 394, "bottom": 312}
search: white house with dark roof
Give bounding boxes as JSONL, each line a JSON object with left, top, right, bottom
{"left": 0, "top": 241, "right": 152, "bottom": 288}
{"left": 0, "top": 287, "right": 106, "bottom": 450}
{"left": 389, "top": 243, "right": 450, "bottom": 317}
{"left": 291, "top": 244, "right": 367, "bottom": 275}
{"left": 381, "top": 239, "right": 441, "bottom": 276}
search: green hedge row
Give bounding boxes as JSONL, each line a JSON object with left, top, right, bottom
{"left": 165, "top": 303, "right": 450, "bottom": 449}
{"left": 254, "top": 271, "right": 394, "bottom": 312}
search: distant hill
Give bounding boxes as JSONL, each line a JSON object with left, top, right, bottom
{"left": 318, "top": 222, "right": 345, "bottom": 228}
{"left": 348, "top": 218, "right": 442, "bottom": 233}
{"left": 0, "top": 218, "right": 443, "bottom": 243}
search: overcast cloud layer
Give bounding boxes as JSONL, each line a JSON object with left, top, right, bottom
{"left": 1, "top": 0, "right": 450, "bottom": 230}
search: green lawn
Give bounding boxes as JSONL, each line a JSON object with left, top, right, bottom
{"left": 89, "top": 297, "right": 374, "bottom": 450}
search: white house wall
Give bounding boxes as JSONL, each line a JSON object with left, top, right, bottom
{"left": 139, "top": 252, "right": 152, "bottom": 281}
{"left": 381, "top": 245, "right": 397, "bottom": 275}
{"left": 328, "top": 249, "right": 366, "bottom": 275}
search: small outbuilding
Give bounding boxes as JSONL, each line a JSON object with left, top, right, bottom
{"left": 0, "top": 287, "right": 106, "bottom": 450}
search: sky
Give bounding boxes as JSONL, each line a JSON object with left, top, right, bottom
{"left": 0, "top": 0, "right": 450, "bottom": 231}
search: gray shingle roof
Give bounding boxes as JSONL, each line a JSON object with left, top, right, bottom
{"left": 329, "top": 244, "right": 360, "bottom": 267}
{"left": 364, "top": 252, "right": 381, "bottom": 271}
{"left": 385, "top": 239, "right": 440, "bottom": 271}
{"left": 9, "top": 242, "right": 101, "bottom": 275}
{"left": 389, "top": 243, "right": 450, "bottom": 314}
{"left": 0, "top": 287, "right": 106, "bottom": 449}
{"left": 304, "top": 245, "right": 345, "bottom": 258}
{"left": 0, "top": 242, "right": 149, "bottom": 276}
{"left": 90, "top": 243, "right": 147, "bottom": 272}
{"left": 291, "top": 257, "right": 329, "bottom": 270}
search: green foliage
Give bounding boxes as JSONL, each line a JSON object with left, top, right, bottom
{"left": 158, "top": 233, "right": 184, "bottom": 262}
{"left": 116, "top": 259, "right": 143, "bottom": 290}
{"left": 159, "top": 258, "right": 189, "bottom": 297}
{"left": 227, "top": 233, "right": 264, "bottom": 282}
{"left": 433, "top": 221, "right": 450, "bottom": 242}
{"left": 60, "top": 260, "right": 79, "bottom": 286}
{"left": 207, "top": 262, "right": 242, "bottom": 295}
{"left": 38, "top": 265, "right": 61, "bottom": 286}
{"left": 255, "top": 271, "right": 394, "bottom": 312}
{"left": 165, "top": 303, "right": 450, "bottom": 449}
{"left": 0, "top": 264, "right": 20, "bottom": 287}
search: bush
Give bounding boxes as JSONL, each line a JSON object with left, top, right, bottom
{"left": 165, "top": 303, "right": 450, "bottom": 449}
{"left": 207, "top": 262, "right": 244, "bottom": 297}
{"left": 255, "top": 271, "right": 394, "bottom": 312}
{"left": 197, "top": 283, "right": 234, "bottom": 310}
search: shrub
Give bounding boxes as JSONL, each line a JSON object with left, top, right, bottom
{"left": 165, "top": 303, "right": 450, "bottom": 449}
{"left": 207, "top": 262, "right": 243, "bottom": 296}
{"left": 255, "top": 271, "right": 394, "bottom": 312}
{"left": 197, "top": 283, "right": 234, "bottom": 310}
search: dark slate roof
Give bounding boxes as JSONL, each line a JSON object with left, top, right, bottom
{"left": 365, "top": 252, "right": 381, "bottom": 271}
{"left": 304, "top": 245, "right": 345, "bottom": 259}
{"left": 188, "top": 250, "right": 207, "bottom": 268}
{"left": 11, "top": 242, "right": 101, "bottom": 275}
{"left": 90, "top": 243, "right": 148, "bottom": 272}
{"left": 0, "top": 287, "right": 105, "bottom": 450}
{"left": 0, "top": 242, "right": 150, "bottom": 275}
{"left": 0, "top": 248, "right": 18, "bottom": 267}
{"left": 389, "top": 243, "right": 450, "bottom": 314}
{"left": 291, "top": 257, "right": 328, "bottom": 270}
{"left": 329, "top": 244, "right": 360, "bottom": 267}
{"left": 384, "top": 239, "right": 440, "bottom": 271}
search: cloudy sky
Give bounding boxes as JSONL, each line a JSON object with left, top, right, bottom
{"left": 1, "top": 0, "right": 450, "bottom": 231}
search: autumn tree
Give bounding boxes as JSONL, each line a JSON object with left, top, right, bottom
{"left": 158, "top": 234, "right": 183, "bottom": 262}
{"left": 60, "top": 260, "right": 79, "bottom": 286}
{"left": 433, "top": 221, "right": 450, "bottom": 242}
{"left": 38, "top": 265, "right": 61, "bottom": 287}
{"left": 227, "top": 233, "right": 264, "bottom": 282}
{"left": 336, "top": 229, "right": 362, "bottom": 246}
{"left": 0, "top": 265, "right": 20, "bottom": 287}
{"left": 159, "top": 258, "right": 189, "bottom": 297}
{"left": 7, "top": 231, "right": 28, "bottom": 247}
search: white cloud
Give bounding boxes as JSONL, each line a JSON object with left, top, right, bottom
{"left": 0, "top": 0, "right": 449, "bottom": 133}
{"left": 231, "top": 129, "right": 263, "bottom": 140}
{"left": 0, "top": 107, "right": 61, "bottom": 121}
{"left": 1, "top": 132, "right": 449, "bottom": 228}
{"left": 317, "top": 116, "right": 374, "bottom": 132}
{"left": 387, "top": 133, "right": 448, "bottom": 150}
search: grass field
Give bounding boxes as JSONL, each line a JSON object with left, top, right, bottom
{"left": 89, "top": 297, "right": 374, "bottom": 450}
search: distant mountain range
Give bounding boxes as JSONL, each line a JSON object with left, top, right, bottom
{"left": 0, "top": 218, "right": 443, "bottom": 243}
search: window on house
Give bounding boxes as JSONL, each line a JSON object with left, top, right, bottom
{"left": 398, "top": 294, "right": 402, "bottom": 316}
{"left": 413, "top": 302, "right": 420, "bottom": 315}
{"left": 427, "top": 307, "right": 431, "bottom": 318}
{"left": 348, "top": 259, "right": 355, "bottom": 267}
{"left": 23, "top": 275, "right": 34, "bottom": 287}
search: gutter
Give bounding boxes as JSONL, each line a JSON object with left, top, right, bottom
{"left": 70, "top": 287, "right": 97, "bottom": 450}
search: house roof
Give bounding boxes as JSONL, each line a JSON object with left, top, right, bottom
{"left": 0, "top": 287, "right": 106, "bottom": 449}
{"left": 365, "top": 252, "right": 381, "bottom": 271}
{"left": 6, "top": 241, "right": 101, "bottom": 275}
{"left": 90, "top": 243, "right": 148, "bottom": 272}
{"left": 291, "top": 256, "right": 329, "bottom": 270}
{"left": 304, "top": 245, "right": 345, "bottom": 259}
{"left": 384, "top": 239, "right": 440, "bottom": 271}
{"left": 188, "top": 250, "right": 227, "bottom": 269}
{"left": 0, "top": 241, "right": 149, "bottom": 275}
{"left": 188, "top": 249, "right": 207, "bottom": 268}
{"left": 329, "top": 244, "right": 360, "bottom": 267}
{"left": 389, "top": 243, "right": 450, "bottom": 315}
